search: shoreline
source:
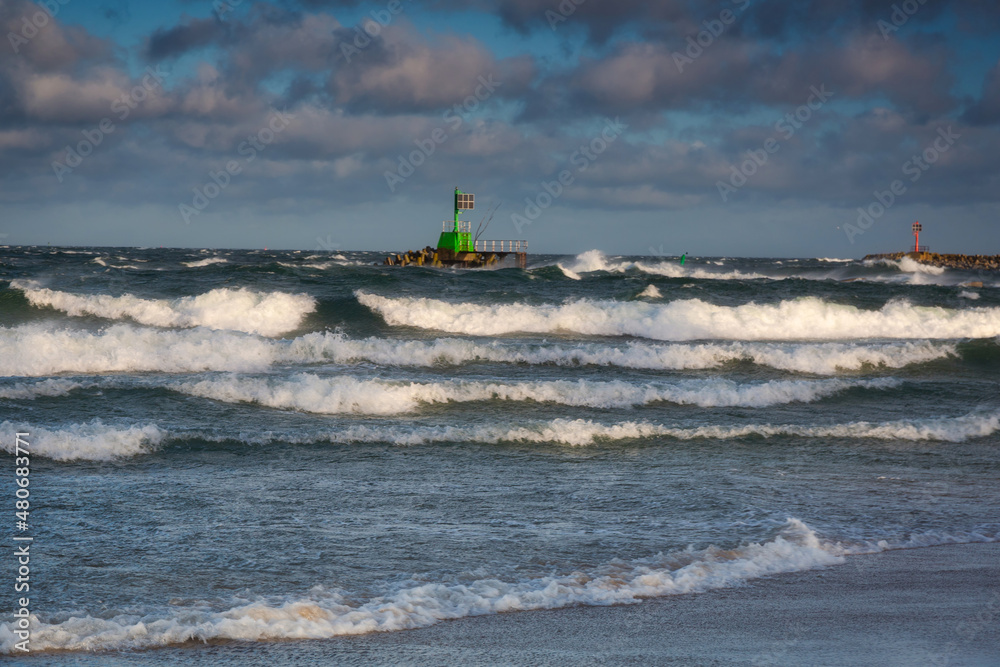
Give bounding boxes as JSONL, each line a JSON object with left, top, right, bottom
{"left": 864, "top": 251, "right": 1000, "bottom": 273}
{"left": 33, "top": 542, "right": 1000, "bottom": 666}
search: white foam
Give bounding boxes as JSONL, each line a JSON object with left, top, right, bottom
{"left": 557, "top": 263, "right": 582, "bottom": 280}
{"left": 563, "top": 250, "right": 770, "bottom": 280}
{"left": 92, "top": 258, "right": 140, "bottom": 270}
{"left": 277, "top": 260, "right": 363, "bottom": 270}
{"left": 0, "top": 326, "right": 958, "bottom": 377}
{"left": 960, "top": 291, "right": 980, "bottom": 300}
{"left": 0, "top": 420, "right": 165, "bottom": 461}
{"left": 172, "top": 375, "right": 897, "bottom": 415}
{"left": 0, "top": 379, "right": 85, "bottom": 400}
{"left": 860, "top": 257, "right": 963, "bottom": 286}
{"left": 10, "top": 411, "right": 996, "bottom": 462}
{"left": 816, "top": 258, "right": 853, "bottom": 263}
{"left": 293, "top": 337, "right": 955, "bottom": 375}
{"left": 637, "top": 284, "right": 662, "bottom": 298}
{"left": 897, "top": 256, "right": 945, "bottom": 275}
{"left": 0, "top": 325, "right": 281, "bottom": 376}
{"left": 253, "top": 411, "right": 999, "bottom": 447}
{"left": 182, "top": 257, "right": 229, "bottom": 267}
{"left": 0, "top": 519, "right": 844, "bottom": 653}
{"left": 357, "top": 292, "right": 1000, "bottom": 341}
{"left": 11, "top": 281, "right": 315, "bottom": 336}
{"left": 849, "top": 527, "right": 1000, "bottom": 554}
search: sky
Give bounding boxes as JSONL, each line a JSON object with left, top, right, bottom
{"left": 1, "top": 0, "right": 999, "bottom": 256}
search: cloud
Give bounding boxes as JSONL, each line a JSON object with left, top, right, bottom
{"left": 963, "top": 59, "right": 1000, "bottom": 126}
{"left": 146, "top": 16, "right": 226, "bottom": 60}
{"left": 1, "top": 0, "right": 999, "bottom": 245}
{"left": 542, "top": 32, "right": 953, "bottom": 118}
{"left": 328, "top": 26, "right": 535, "bottom": 113}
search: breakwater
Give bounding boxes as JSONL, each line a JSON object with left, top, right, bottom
{"left": 863, "top": 252, "right": 1000, "bottom": 272}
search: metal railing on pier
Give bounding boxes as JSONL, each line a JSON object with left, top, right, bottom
{"left": 474, "top": 240, "right": 528, "bottom": 253}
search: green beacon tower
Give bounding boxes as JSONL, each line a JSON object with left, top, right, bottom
{"left": 382, "top": 186, "right": 527, "bottom": 268}
{"left": 437, "top": 188, "right": 475, "bottom": 255}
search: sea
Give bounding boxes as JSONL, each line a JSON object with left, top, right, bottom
{"left": 1, "top": 246, "right": 998, "bottom": 663}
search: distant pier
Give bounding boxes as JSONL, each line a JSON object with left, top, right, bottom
{"left": 863, "top": 252, "right": 1000, "bottom": 272}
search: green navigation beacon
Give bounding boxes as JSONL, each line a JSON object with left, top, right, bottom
{"left": 382, "top": 186, "right": 527, "bottom": 268}
{"left": 437, "top": 188, "right": 475, "bottom": 255}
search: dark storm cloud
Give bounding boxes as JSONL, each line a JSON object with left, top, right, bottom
{"left": 0, "top": 0, "right": 126, "bottom": 125}
{"left": 963, "top": 59, "right": 1000, "bottom": 126}
{"left": 1, "top": 0, "right": 113, "bottom": 71}
{"left": 100, "top": 1, "right": 132, "bottom": 27}
{"left": 487, "top": 0, "right": 1000, "bottom": 43}
{"left": 327, "top": 32, "right": 535, "bottom": 114}
{"left": 146, "top": 17, "right": 227, "bottom": 59}
{"left": 143, "top": 6, "right": 337, "bottom": 70}
{"left": 524, "top": 32, "right": 954, "bottom": 120}
{"left": 140, "top": 7, "right": 536, "bottom": 114}
{"left": 291, "top": 0, "right": 997, "bottom": 48}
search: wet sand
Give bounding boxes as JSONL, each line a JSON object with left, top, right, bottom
{"left": 24, "top": 542, "right": 1000, "bottom": 666}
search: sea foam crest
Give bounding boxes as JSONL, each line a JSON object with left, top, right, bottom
{"left": 181, "top": 257, "right": 229, "bottom": 267}
{"left": 170, "top": 375, "right": 899, "bottom": 414}
{"left": 0, "top": 420, "right": 165, "bottom": 461}
{"left": 0, "top": 519, "right": 842, "bottom": 653}
{"left": 11, "top": 281, "right": 315, "bottom": 336}
{"left": 229, "top": 411, "right": 1000, "bottom": 447}
{"left": 356, "top": 292, "right": 1000, "bottom": 340}
{"left": 0, "top": 325, "right": 960, "bottom": 376}
{"left": 11, "top": 412, "right": 996, "bottom": 461}
{"left": 561, "top": 250, "right": 771, "bottom": 280}
{"left": 0, "top": 379, "right": 86, "bottom": 400}
{"left": 861, "top": 257, "right": 976, "bottom": 286}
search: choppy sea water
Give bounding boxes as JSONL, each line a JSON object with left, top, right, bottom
{"left": 1, "top": 246, "right": 998, "bottom": 659}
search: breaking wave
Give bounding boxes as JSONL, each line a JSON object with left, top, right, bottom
{"left": 171, "top": 375, "right": 899, "bottom": 415}
{"left": 0, "top": 325, "right": 961, "bottom": 376}
{"left": 563, "top": 250, "right": 771, "bottom": 280}
{"left": 207, "top": 411, "right": 1000, "bottom": 449}
{"left": 0, "top": 519, "right": 844, "bottom": 652}
{"left": 0, "top": 379, "right": 87, "bottom": 400}
{"left": 0, "top": 420, "right": 165, "bottom": 461}
{"left": 10, "top": 281, "right": 316, "bottom": 336}
{"left": 8, "top": 411, "right": 996, "bottom": 461}
{"left": 356, "top": 292, "right": 1000, "bottom": 341}
{"left": 4, "top": 517, "right": 996, "bottom": 654}
{"left": 181, "top": 257, "right": 229, "bottom": 267}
